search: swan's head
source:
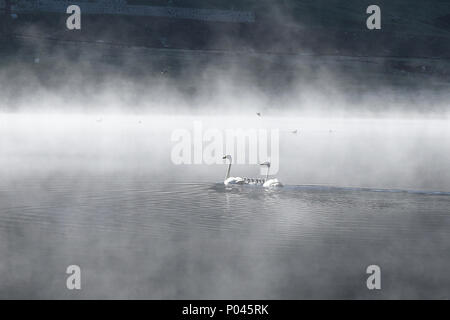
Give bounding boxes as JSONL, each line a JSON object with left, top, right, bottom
{"left": 222, "top": 155, "right": 232, "bottom": 162}
{"left": 260, "top": 160, "right": 271, "bottom": 167}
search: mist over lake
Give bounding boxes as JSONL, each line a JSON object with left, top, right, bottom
{"left": 1, "top": 114, "right": 450, "bottom": 299}
{"left": 1, "top": 0, "right": 450, "bottom": 300}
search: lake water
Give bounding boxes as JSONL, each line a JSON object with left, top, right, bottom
{"left": 1, "top": 114, "right": 450, "bottom": 299}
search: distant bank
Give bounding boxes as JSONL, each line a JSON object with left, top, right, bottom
{"left": 0, "top": 0, "right": 255, "bottom": 23}
{"left": 1, "top": 0, "right": 449, "bottom": 58}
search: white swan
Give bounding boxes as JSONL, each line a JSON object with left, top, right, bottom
{"left": 222, "top": 155, "right": 245, "bottom": 185}
{"left": 222, "top": 155, "right": 283, "bottom": 187}
{"left": 259, "top": 160, "right": 284, "bottom": 188}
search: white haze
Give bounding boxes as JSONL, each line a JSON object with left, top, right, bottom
{"left": 1, "top": 39, "right": 449, "bottom": 192}
{"left": 1, "top": 29, "right": 450, "bottom": 300}
{"left": 1, "top": 113, "right": 450, "bottom": 192}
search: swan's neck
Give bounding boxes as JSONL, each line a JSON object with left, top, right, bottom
{"left": 225, "top": 162, "right": 232, "bottom": 180}
{"left": 265, "top": 166, "right": 270, "bottom": 180}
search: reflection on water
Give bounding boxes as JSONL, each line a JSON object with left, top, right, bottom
{"left": 1, "top": 176, "right": 450, "bottom": 299}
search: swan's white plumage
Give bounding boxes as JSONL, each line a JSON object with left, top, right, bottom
{"left": 224, "top": 177, "right": 245, "bottom": 185}
{"left": 263, "top": 178, "right": 283, "bottom": 187}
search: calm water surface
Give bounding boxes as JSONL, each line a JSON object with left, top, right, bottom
{"left": 1, "top": 175, "right": 450, "bottom": 299}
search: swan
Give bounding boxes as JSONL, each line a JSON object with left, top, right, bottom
{"left": 222, "top": 155, "right": 283, "bottom": 187}
{"left": 222, "top": 155, "right": 245, "bottom": 185}
{"left": 259, "top": 160, "right": 284, "bottom": 188}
